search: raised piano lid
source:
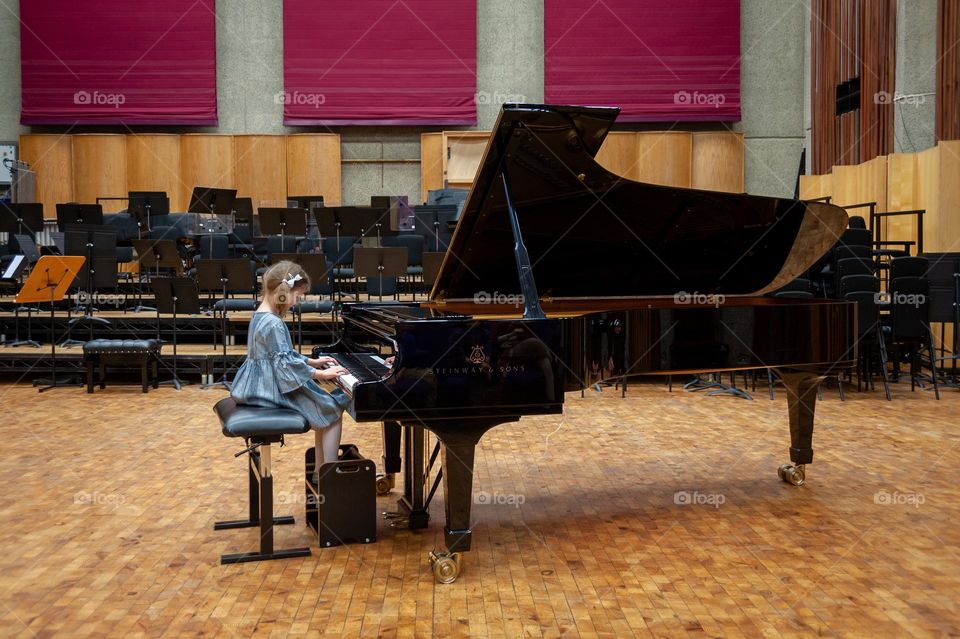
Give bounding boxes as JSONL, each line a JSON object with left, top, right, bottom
{"left": 430, "top": 104, "right": 848, "bottom": 306}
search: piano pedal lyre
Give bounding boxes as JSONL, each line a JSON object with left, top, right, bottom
{"left": 375, "top": 473, "right": 396, "bottom": 495}
{"left": 778, "top": 463, "right": 806, "bottom": 486}
{"left": 428, "top": 549, "right": 462, "bottom": 584}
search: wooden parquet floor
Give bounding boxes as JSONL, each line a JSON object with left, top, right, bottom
{"left": 1, "top": 380, "right": 958, "bottom": 638}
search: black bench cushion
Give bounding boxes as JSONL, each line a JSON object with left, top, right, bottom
{"left": 213, "top": 299, "right": 258, "bottom": 312}
{"left": 83, "top": 339, "right": 162, "bottom": 354}
{"left": 214, "top": 397, "right": 309, "bottom": 438}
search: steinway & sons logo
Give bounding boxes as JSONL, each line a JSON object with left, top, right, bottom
{"left": 468, "top": 345, "right": 486, "bottom": 364}
{"left": 431, "top": 344, "right": 527, "bottom": 376}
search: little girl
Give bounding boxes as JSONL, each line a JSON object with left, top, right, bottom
{"left": 231, "top": 260, "right": 351, "bottom": 471}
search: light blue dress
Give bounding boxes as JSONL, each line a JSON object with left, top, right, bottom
{"left": 231, "top": 311, "right": 350, "bottom": 429}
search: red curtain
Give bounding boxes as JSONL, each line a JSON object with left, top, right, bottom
{"left": 544, "top": 0, "right": 741, "bottom": 122}
{"left": 20, "top": 0, "right": 217, "bottom": 126}
{"left": 283, "top": 0, "right": 476, "bottom": 125}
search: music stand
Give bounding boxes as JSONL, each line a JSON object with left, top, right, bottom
{"left": 354, "top": 247, "right": 407, "bottom": 302}
{"left": 0, "top": 203, "right": 44, "bottom": 239}
{"left": 259, "top": 207, "right": 307, "bottom": 252}
{"left": 2, "top": 255, "right": 39, "bottom": 348}
{"left": 189, "top": 187, "right": 237, "bottom": 215}
{"left": 128, "top": 192, "right": 170, "bottom": 237}
{"left": 63, "top": 224, "right": 116, "bottom": 344}
{"left": 422, "top": 251, "right": 445, "bottom": 297}
{"left": 131, "top": 239, "right": 182, "bottom": 313}
{"left": 56, "top": 203, "right": 104, "bottom": 229}
{"left": 196, "top": 259, "right": 255, "bottom": 390}
{"left": 413, "top": 205, "right": 458, "bottom": 251}
{"left": 152, "top": 277, "right": 202, "bottom": 390}
{"left": 15, "top": 255, "right": 85, "bottom": 392}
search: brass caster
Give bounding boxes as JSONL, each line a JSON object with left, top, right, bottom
{"left": 778, "top": 463, "right": 806, "bottom": 486}
{"left": 375, "top": 473, "right": 395, "bottom": 495}
{"left": 428, "top": 550, "right": 461, "bottom": 584}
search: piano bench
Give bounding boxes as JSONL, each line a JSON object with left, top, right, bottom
{"left": 82, "top": 339, "right": 161, "bottom": 393}
{"left": 304, "top": 446, "right": 377, "bottom": 547}
{"left": 212, "top": 397, "right": 312, "bottom": 564}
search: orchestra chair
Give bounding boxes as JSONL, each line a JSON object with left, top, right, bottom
{"left": 383, "top": 233, "right": 424, "bottom": 292}
{"left": 321, "top": 235, "right": 356, "bottom": 297}
{"left": 890, "top": 256, "right": 929, "bottom": 280}
{"left": 886, "top": 274, "right": 940, "bottom": 399}
{"left": 213, "top": 397, "right": 312, "bottom": 564}
{"left": 844, "top": 285, "right": 891, "bottom": 400}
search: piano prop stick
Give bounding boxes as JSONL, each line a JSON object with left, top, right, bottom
{"left": 316, "top": 104, "right": 857, "bottom": 584}
{"left": 15, "top": 255, "right": 86, "bottom": 392}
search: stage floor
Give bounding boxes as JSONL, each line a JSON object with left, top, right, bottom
{"left": 1, "top": 381, "right": 958, "bottom": 636}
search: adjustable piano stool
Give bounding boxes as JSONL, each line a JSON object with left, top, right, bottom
{"left": 304, "top": 446, "right": 377, "bottom": 547}
{"left": 213, "top": 397, "right": 312, "bottom": 564}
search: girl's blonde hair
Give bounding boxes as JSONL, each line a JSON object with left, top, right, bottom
{"left": 262, "top": 260, "right": 311, "bottom": 316}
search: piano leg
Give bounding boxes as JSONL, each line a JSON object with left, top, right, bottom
{"left": 429, "top": 421, "right": 500, "bottom": 584}
{"left": 377, "top": 420, "right": 402, "bottom": 494}
{"left": 776, "top": 370, "right": 824, "bottom": 486}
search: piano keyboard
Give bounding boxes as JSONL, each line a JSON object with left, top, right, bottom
{"left": 320, "top": 352, "right": 392, "bottom": 394}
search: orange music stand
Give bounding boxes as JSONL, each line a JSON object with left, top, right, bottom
{"left": 16, "top": 255, "right": 85, "bottom": 392}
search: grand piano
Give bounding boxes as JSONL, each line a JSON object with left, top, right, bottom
{"left": 315, "top": 104, "right": 856, "bottom": 584}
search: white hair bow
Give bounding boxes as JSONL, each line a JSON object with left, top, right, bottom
{"left": 284, "top": 273, "right": 303, "bottom": 288}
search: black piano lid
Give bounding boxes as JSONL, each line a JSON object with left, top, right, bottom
{"left": 431, "top": 104, "right": 847, "bottom": 304}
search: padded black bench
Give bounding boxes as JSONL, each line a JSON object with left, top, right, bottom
{"left": 82, "top": 339, "right": 162, "bottom": 393}
{"left": 213, "top": 397, "right": 312, "bottom": 564}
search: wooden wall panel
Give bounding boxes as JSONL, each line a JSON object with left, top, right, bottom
{"left": 691, "top": 132, "right": 744, "bottom": 192}
{"left": 285, "top": 134, "right": 341, "bottom": 207}
{"left": 19, "top": 134, "right": 73, "bottom": 218}
{"left": 72, "top": 134, "right": 128, "bottom": 212}
{"left": 831, "top": 155, "right": 887, "bottom": 218}
{"left": 420, "top": 133, "right": 444, "bottom": 203}
{"left": 931, "top": 141, "right": 960, "bottom": 253}
{"left": 179, "top": 135, "right": 236, "bottom": 209}
{"left": 799, "top": 173, "right": 833, "bottom": 201}
{"left": 442, "top": 132, "right": 488, "bottom": 189}
{"left": 126, "top": 134, "right": 183, "bottom": 211}
{"left": 636, "top": 132, "right": 692, "bottom": 187}
{"left": 595, "top": 132, "right": 639, "bottom": 181}
{"left": 233, "top": 136, "right": 287, "bottom": 210}
{"left": 884, "top": 152, "right": 919, "bottom": 244}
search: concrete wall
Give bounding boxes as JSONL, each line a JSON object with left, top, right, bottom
{"left": 3, "top": 0, "right": 914, "bottom": 202}
{"left": 893, "top": 0, "right": 937, "bottom": 152}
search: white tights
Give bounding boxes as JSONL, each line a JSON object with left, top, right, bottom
{"left": 315, "top": 418, "right": 343, "bottom": 469}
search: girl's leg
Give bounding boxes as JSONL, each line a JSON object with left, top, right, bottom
{"left": 320, "top": 418, "right": 343, "bottom": 464}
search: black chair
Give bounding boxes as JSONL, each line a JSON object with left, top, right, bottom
{"left": 848, "top": 215, "right": 867, "bottom": 230}
{"left": 839, "top": 274, "right": 880, "bottom": 297}
{"left": 887, "top": 276, "right": 940, "bottom": 399}
{"left": 834, "top": 258, "right": 874, "bottom": 297}
{"left": 890, "top": 256, "right": 929, "bottom": 280}
{"left": 844, "top": 290, "right": 891, "bottom": 399}
{"left": 839, "top": 227, "right": 871, "bottom": 248}
{"left": 199, "top": 234, "right": 230, "bottom": 261}
{"left": 772, "top": 277, "right": 812, "bottom": 298}
{"left": 322, "top": 235, "right": 356, "bottom": 295}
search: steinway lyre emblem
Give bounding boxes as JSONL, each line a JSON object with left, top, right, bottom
{"left": 468, "top": 345, "right": 486, "bottom": 365}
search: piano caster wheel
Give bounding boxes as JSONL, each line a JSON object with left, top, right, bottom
{"left": 428, "top": 550, "right": 461, "bottom": 584}
{"left": 375, "top": 473, "right": 396, "bottom": 495}
{"left": 778, "top": 463, "right": 806, "bottom": 486}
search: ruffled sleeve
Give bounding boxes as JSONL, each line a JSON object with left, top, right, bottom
{"left": 263, "top": 316, "right": 315, "bottom": 393}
